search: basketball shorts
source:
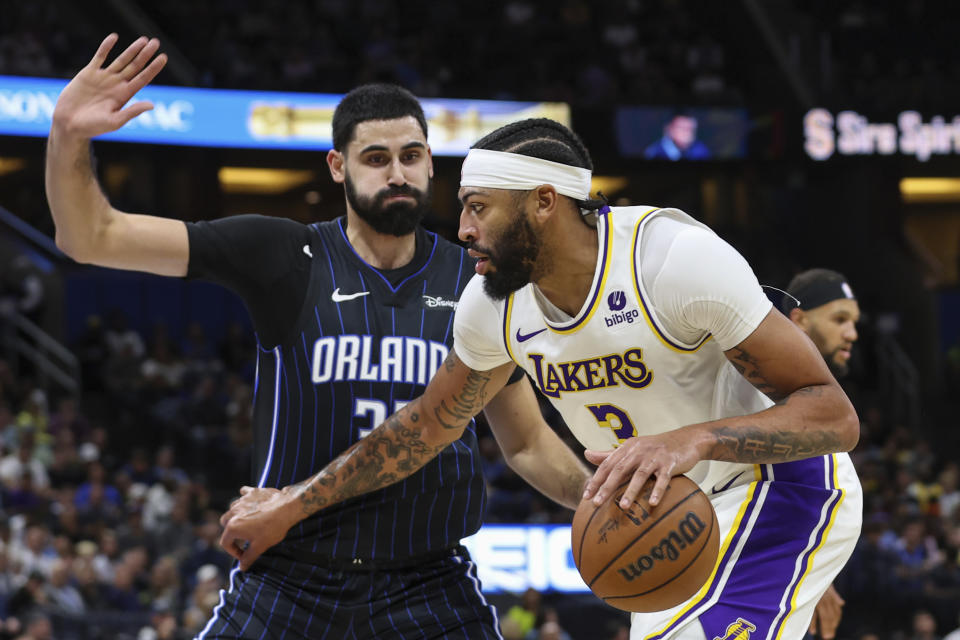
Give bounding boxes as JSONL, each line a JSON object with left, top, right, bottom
{"left": 630, "top": 453, "right": 862, "bottom": 640}
{"left": 196, "top": 544, "right": 502, "bottom": 639}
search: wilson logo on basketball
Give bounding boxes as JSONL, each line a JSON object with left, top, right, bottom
{"left": 616, "top": 512, "right": 708, "bottom": 582}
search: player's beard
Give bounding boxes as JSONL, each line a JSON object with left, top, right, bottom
{"left": 345, "top": 173, "right": 432, "bottom": 237}
{"left": 809, "top": 326, "right": 851, "bottom": 378}
{"left": 475, "top": 210, "right": 541, "bottom": 300}
{"left": 825, "top": 349, "right": 850, "bottom": 378}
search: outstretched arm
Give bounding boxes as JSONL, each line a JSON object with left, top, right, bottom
{"left": 483, "top": 375, "right": 590, "bottom": 510}
{"left": 584, "top": 308, "right": 859, "bottom": 508}
{"left": 219, "top": 353, "right": 515, "bottom": 570}
{"left": 46, "top": 34, "right": 188, "bottom": 276}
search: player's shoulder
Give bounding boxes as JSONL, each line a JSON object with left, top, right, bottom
{"left": 609, "top": 205, "right": 705, "bottom": 227}
{"left": 611, "top": 205, "right": 716, "bottom": 243}
{"left": 307, "top": 218, "right": 342, "bottom": 240}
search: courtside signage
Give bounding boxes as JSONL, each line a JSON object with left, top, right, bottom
{"left": 462, "top": 524, "right": 588, "bottom": 593}
{"left": 0, "top": 75, "right": 568, "bottom": 155}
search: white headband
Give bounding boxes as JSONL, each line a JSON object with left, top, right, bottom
{"left": 460, "top": 148, "right": 593, "bottom": 200}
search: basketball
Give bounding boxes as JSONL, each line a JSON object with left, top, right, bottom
{"left": 571, "top": 474, "right": 720, "bottom": 613}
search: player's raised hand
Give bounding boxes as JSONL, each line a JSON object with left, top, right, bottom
{"left": 582, "top": 430, "right": 700, "bottom": 508}
{"left": 52, "top": 34, "right": 167, "bottom": 138}
{"left": 219, "top": 486, "right": 300, "bottom": 571}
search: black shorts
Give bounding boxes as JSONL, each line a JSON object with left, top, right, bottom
{"left": 195, "top": 546, "right": 502, "bottom": 639}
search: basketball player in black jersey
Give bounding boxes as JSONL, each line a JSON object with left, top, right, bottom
{"left": 46, "top": 35, "right": 590, "bottom": 638}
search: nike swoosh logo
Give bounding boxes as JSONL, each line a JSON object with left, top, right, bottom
{"left": 331, "top": 288, "right": 370, "bottom": 302}
{"left": 710, "top": 471, "right": 744, "bottom": 495}
{"left": 516, "top": 328, "right": 547, "bottom": 343}
{"left": 303, "top": 244, "right": 313, "bottom": 258}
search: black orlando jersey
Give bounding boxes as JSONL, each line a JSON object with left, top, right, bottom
{"left": 187, "top": 215, "right": 484, "bottom": 561}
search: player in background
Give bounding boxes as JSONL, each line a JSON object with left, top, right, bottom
{"left": 45, "top": 35, "right": 590, "bottom": 638}
{"left": 783, "top": 268, "right": 861, "bottom": 640}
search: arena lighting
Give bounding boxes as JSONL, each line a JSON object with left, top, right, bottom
{"left": 218, "top": 167, "right": 315, "bottom": 194}
{"left": 899, "top": 177, "right": 960, "bottom": 203}
{"left": 0, "top": 157, "right": 26, "bottom": 176}
{"left": 590, "top": 176, "right": 628, "bottom": 198}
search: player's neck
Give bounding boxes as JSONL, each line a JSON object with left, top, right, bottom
{"left": 532, "top": 219, "right": 599, "bottom": 317}
{"left": 343, "top": 211, "right": 417, "bottom": 270}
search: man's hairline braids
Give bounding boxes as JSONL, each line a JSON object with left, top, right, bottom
{"left": 476, "top": 127, "right": 606, "bottom": 225}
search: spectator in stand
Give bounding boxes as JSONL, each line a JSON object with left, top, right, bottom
{"left": 43, "top": 557, "right": 85, "bottom": 615}
{"left": 938, "top": 463, "right": 960, "bottom": 520}
{"left": 16, "top": 611, "right": 53, "bottom": 640}
{"left": 47, "top": 397, "right": 89, "bottom": 442}
{"left": 5, "top": 571, "right": 46, "bottom": 618}
{"left": 0, "top": 433, "right": 49, "bottom": 495}
{"left": 145, "top": 555, "right": 180, "bottom": 614}
{"left": 9, "top": 526, "right": 55, "bottom": 580}
{"left": 894, "top": 517, "right": 945, "bottom": 593}
{"left": 72, "top": 553, "right": 107, "bottom": 611}
{"left": 150, "top": 497, "right": 194, "bottom": 562}
{"left": 103, "top": 310, "right": 144, "bottom": 361}
{"left": 902, "top": 609, "right": 940, "bottom": 640}
{"left": 502, "top": 587, "right": 544, "bottom": 639}
{"left": 102, "top": 561, "right": 142, "bottom": 612}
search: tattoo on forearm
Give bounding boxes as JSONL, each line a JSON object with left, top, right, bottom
{"left": 707, "top": 425, "right": 843, "bottom": 463}
{"left": 775, "top": 385, "right": 824, "bottom": 407}
{"left": 726, "top": 346, "right": 787, "bottom": 401}
{"left": 294, "top": 402, "right": 446, "bottom": 516}
{"left": 443, "top": 351, "right": 457, "bottom": 373}
{"left": 435, "top": 369, "right": 493, "bottom": 430}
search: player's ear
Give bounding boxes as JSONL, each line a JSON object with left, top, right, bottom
{"left": 532, "top": 184, "right": 559, "bottom": 222}
{"left": 426, "top": 145, "right": 434, "bottom": 179}
{"left": 327, "top": 149, "right": 345, "bottom": 184}
{"left": 788, "top": 307, "right": 808, "bottom": 329}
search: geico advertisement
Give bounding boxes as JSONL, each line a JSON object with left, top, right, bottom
{"left": 462, "top": 525, "right": 588, "bottom": 593}
{"left": 0, "top": 75, "right": 567, "bottom": 155}
{"left": 804, "top": 107, "right": 960, "bottom": 162}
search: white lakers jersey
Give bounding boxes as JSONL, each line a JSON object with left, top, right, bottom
{"left": 454, "top": 206, "right": 774, "bottom": 490}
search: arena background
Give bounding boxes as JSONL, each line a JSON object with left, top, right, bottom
{"left": 1, "top": 2, "right": 959, "bottom": 639}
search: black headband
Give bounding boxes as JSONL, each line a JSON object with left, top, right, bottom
{"left": 782, "top": 274, "right": 855, "bottom": 313}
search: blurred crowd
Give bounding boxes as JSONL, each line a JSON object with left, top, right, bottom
{"left": 1, "top": 1, "right": 738, "bottom": 107}
{"left": 0, "top": 312, "right": 254, "bottom": 639}
{"left": 806, "top": 1, "right": 960, "bottom": 113}
{"left": 0, "top": 307, "right": 957, "bottom": 638}
{"left": 4, "top": 0, "right": 956, "bottom": 111}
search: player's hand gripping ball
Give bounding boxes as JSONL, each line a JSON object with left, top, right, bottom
{"left": 572, "top": 474, "right": 720, "bottom": 612}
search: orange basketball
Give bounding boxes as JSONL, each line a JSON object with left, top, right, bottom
{"left": 571, "top": 474, "right": 720, "bottom": 613}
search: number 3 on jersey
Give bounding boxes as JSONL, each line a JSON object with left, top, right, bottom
{"left": 586, "top": 403, "right": 637, "bottom": 442}
{"left": 355, "top": 398, "right": 409, "bottom": 439}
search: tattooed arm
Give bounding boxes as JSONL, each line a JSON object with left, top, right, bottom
{"left": 219, "top": 353, "right": 516, "bottom": 569}
{"left": 483, "top": 374, "right": 591, "bottom": 510}
{"left": 583, "top": 308, "right": 859, "bottom": 509}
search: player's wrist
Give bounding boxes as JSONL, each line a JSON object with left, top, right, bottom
{"left": 278, "top": 485, "right": 310, "bottom": 526}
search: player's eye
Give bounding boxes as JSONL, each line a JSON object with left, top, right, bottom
{"left": 402, "top": 151, "right": 420, "bottom": 162}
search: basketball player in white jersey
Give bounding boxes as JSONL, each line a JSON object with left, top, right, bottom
{"left": 222, "top": 119, "right": 864, "bottom": 640}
